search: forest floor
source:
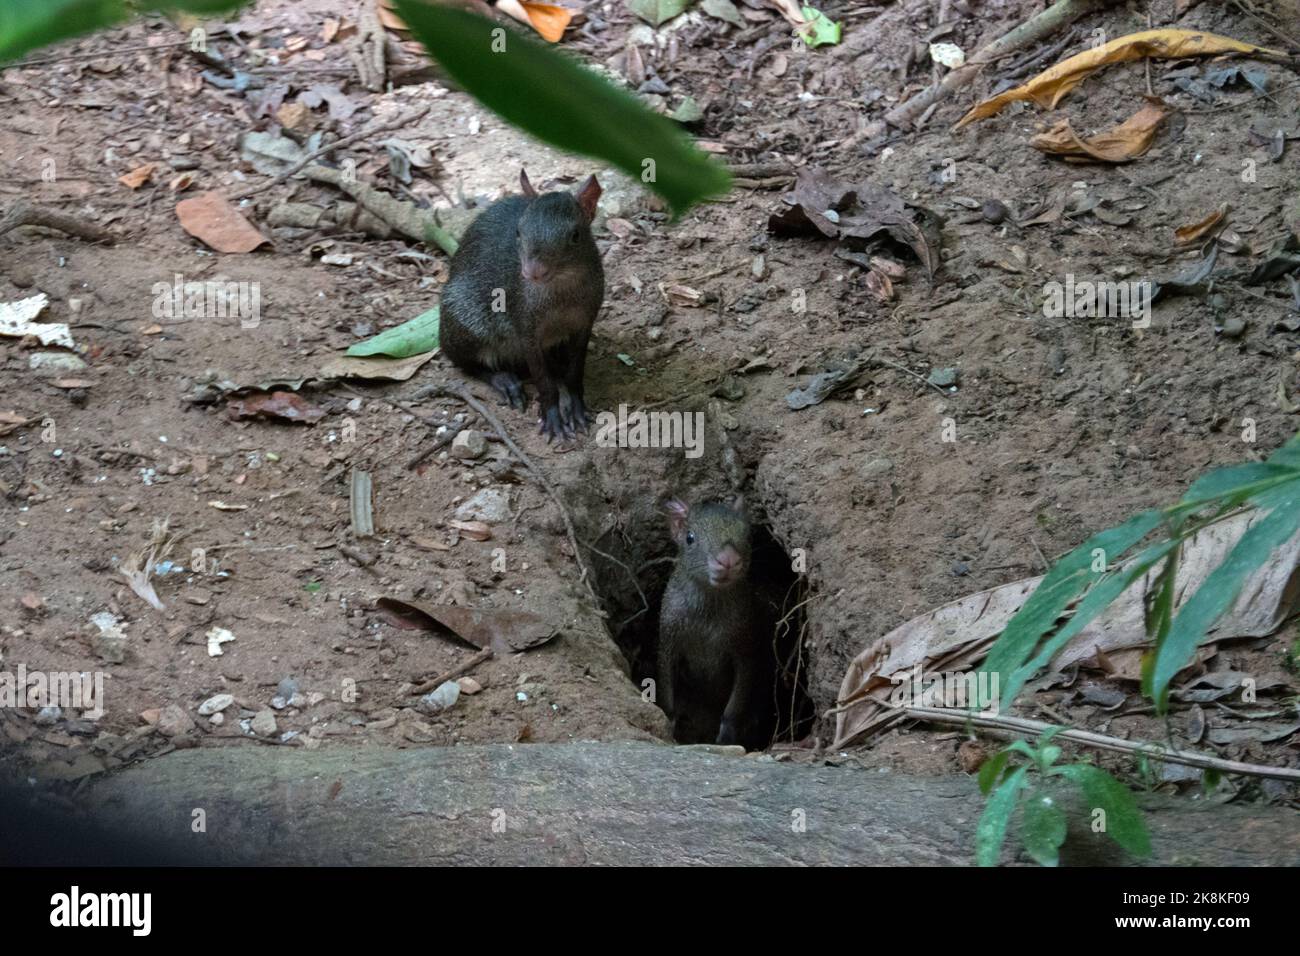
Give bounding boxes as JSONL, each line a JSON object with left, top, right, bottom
{"left": 1, "top": 0, "right": 1298, "bottom": 824}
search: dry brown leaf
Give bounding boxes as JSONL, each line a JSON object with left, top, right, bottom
{"left": 956, "top": 29, "right": 1283, "bottom": 128}
{"left": 832, "top": 509, "right": 1300, "bottom": 748}
{"left": 864, "top": 268, "right": 893, "bottom": 301}
{"left": 226, "top": 390, "right": 325, "bottom": 424}
{"left": 118, "top": 163, "right": 157, "bottom": 189}
{"left": 176, "top": 191, "right": 269, "bottom": 254}
{"left": 1030, "top": 97, "right": 1170, "bottom": 163}
{"left": 450, "top": 519, "right": 492, "bottom": 541}
{"left": 318, "top": 351, "right": 437, "bottom": 382}
{"left": 374, "top": 598, "right": 557, "bottom": 653}
{"left": 1175, "top": 204, "right": 1229, "bottom": 245}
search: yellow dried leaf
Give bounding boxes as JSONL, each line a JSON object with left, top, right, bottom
{"left": 1175, "top": 204, "right": 1229, "bottom": 245}
{"left": 118, "top": 163, "right": 157, "bottom": 189}
{"left": 1030, "top": 97, "right": 1170, "bottom": 163}
{"left": 956, "top": 29, "right": 1283, "bottom": 128}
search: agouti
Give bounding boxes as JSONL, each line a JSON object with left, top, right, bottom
{"left": 440, "top": 170, "right": 604, "bottom": 442}
{"left": 656, "top": 496, "right": 773, "bottom": 750}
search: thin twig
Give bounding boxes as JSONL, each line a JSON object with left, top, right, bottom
{"left": 871, "top": 355, "right": 951, "bottom": 397}
{"left": 228, "top": 105, "right": 432, "bottom": 201}
{"left": 893, "top": 706, "right": 1300, "bottom": 782}
{"left": 410, "top": 383, "right": 598, "bottom": 603}
{"left": 410, "top": 647, "right": 494, "bottom": 696}
{"left": 581, "top": 540, "right": 649, "bottom": 627}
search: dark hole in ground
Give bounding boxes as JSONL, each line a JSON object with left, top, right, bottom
{"left": 591, "top": 512, "right": 815, "bottom": 748}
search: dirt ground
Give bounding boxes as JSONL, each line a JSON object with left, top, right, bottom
{"left": 1, "top": 0, "right": 1298, "bottom": 809}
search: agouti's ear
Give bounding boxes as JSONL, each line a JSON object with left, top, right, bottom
{"left": 520, "top": 169, "right": 538, "bottom": 198}
{"left": 663, "top": 498, "right": 690, "bottom": 542}
{"left": 574, "top": 175, "right": 601, "bottom": 221}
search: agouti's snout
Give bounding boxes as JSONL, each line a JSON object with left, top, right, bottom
{"left": 707, "top": 545, "right": 745, "bottom": 587}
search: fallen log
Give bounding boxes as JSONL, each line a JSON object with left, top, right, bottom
{"left": 20, "top": 742, "right": 1296, "bottom": 866}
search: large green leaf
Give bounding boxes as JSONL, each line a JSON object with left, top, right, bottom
{"left": 347, "top": 306, "right": 439, "bottom": 358}
{"left": 982, "top": 509, "right": 1162, "bottom": 705}
{"left": 1021, "top": 790, "right": 1067, "bottom": 867}
{"left": 977, "top": 750, "right": 1011, "bottom": 794}
{"left": 1148, "top": 493, "right": 1300, "bottom": 707}
{"left": 1055, "top": 764, "right": 1150, "bottom": 857}
{"left": 1001, "top": 537, "right": 1179, "bottom": 706}
{"left": 975, "top": 765, "right": 1029, "bottom": 867}
{"left": 391, "top": 2, "right": 730, "bottom": 216}
{"left": 1170, "top": 462, "right": 1295, "bottom": 517}
{"left": 0, "top": 0, "right": 248, "bottom": 63}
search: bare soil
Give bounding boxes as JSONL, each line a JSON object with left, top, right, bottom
{"left": 1, "top": 0, "right": 1298, "bottom": 810}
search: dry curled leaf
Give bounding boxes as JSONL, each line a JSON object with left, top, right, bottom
{"left": 375, "top": 598, "right": 558, "bottom": 653}
{"left": 449, "top": 519, "right": 492, "bottom": 541}
{"left": 118, "top": 163, "right": 157, "bottom": 189}
{"left": 176, "top": 190, "right": 270, "bottom": 254}
{"left": 1175, "top": 204, "right": 1229, "bottom": 245}
{"left": 226, "top": 390, "right": 325, "bottom": 424}
{"left": 1030, "top": 97, "right": 1170, "bottom": 163}
{"left": 956, "top": 29, "right": 1283, "bottom": 128}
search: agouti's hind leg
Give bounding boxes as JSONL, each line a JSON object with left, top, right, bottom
{"left": 487, "top": 370, "right": 526, "bottom": 411}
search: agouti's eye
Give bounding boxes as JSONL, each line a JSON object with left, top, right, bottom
{"left": 685, "top": 531, "right": 696, "bottom": 546}
{"left": 571, "top": 228, "right": 582, "bottom": 244}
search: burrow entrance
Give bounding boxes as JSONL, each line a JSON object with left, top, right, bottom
{"left": 584, "top": 504, "right": 815, "bottom": 748}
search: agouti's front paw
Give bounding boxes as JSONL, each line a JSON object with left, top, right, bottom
{"left": 488, "top": 371, "right": 526, "bottom": 411}
{"left": 538, "top": 403, "right": 574, "bottom": 443}
{"left": 557, "top": 388, "right": 590, "bottom": 435}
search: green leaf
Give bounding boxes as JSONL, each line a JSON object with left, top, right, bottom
{"left": 1201, "top": 767, "right": 1222, "bottom": 795}
{"left": 798, "top": 7, "right": 841, "bottom": 47}
{"left": 347, "top": 306, "right": 440, "bottom": 358}
{"left": 627, "top": 0, "right": 690, "bottom": 27}
{"left": 699, "top": 0, "right": 745, "bottom": 28}
{"left": 670, "top": 96, "right": 704, "bottom": 124}
{"left": 983, "top": 509, "right": 1162, "bottom": 708}
{"left": 1171, "top": 462, "right": 1295, "bottom": 516}
{"left": 1035, "top": 726, "right": 1065, "bottom": 749}
{"left": 1021, "top": 790, "right": 1067, "bottom": 867}
{"left": 1056, "top": 764, "right": 1151, "bottom": 857}
{"left": 1002, "top": 537, "right": 1179, "bottom": 706}
{"left": 1039, "top": 745, "right": 1061, "bottom": 769}
{"left": 393, "top": 2, "right": 730, "bottom": 216}
{"left": 1148, "top": 493, "right": 1300, "bottom": 707}
{"left": 977, "top": 750, "right": 1011, "bottom": 794}
{"left": 1003, "top": 739, "right": 1037, "bottom": 762}
{"left": 976, "top": 765, "right": 1029, "bottom": 866}
{"left": 0, "top": 0, "right": 250, "bottom": 64}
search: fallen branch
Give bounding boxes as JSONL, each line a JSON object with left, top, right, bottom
{"left": 228, "top": 104, "right": 432, "bottom": 201}
{"left": 884, "top": 0, "right": 1119, "bottom": 131}
{"left": 888, "top": 705, "right": 1300, "bottom": 783}
{"left": 410, "top": 646, "right": 494, "bottom": 696}
{"left": 0, "top": 199, "right": 114, "bottom": 243}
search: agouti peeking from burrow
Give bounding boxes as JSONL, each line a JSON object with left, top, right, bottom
{"left": 439, "top": 169, "right": 604, "bottom": 443}
{"left": 656, "top": 496, "right": 776, "bottom": 750}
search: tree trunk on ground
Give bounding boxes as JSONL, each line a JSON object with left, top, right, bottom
{"left": 26, "top": 742, "right": 1300, "bottom": 866}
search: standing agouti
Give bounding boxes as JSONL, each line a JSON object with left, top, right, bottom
{"left": 657, "top": 496, "right": 773, "bottom": 750}
{"left": 440, "top": 170, "right": 604, "bottom": 442}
